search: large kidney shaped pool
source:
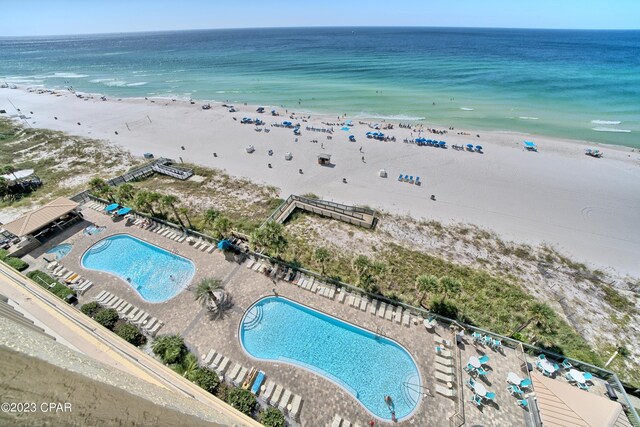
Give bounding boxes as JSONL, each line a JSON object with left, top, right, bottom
{"left": 240, "top": 297, "right": 421, "bottom": 420}
{"left": 81, "top": 234, "right": 195, "bottom": 303}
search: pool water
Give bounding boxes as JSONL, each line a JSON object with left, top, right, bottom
{"left": 45, "top": 243, "right": 72, "bottom": 260}
{"left": 240, "top": 297, "right": 421, "bottom": 420}
{"left": 81, "top": 234, "right": 195, "bottom": 302}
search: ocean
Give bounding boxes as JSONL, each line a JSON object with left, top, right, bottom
{"left": 1, "top": 27, "right": 639, "bottom": 147}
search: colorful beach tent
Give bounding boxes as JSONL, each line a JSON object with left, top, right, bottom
{"left": 116, "top": 207, "right": 131, "bottom": 216}
{"left": 524, "top": 141, "right": 537, "bottom": 150}
{"left": 104, "top": 203, "right": 119, "bottom": 212}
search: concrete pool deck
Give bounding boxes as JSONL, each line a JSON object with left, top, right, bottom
{"left": 30, "top": 205, "right": 533, "bottom": 426}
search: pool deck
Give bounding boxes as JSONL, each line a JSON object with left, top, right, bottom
{"left": 30, "top": 206, "right": 536, "bottom": 426}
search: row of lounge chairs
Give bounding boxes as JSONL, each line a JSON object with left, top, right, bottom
{"left": 338, "top": 288, "right": 414, "bottom": 328}
{"left": 330, "top": 414, "right": 363, "bottom": 427}
{"left": 46, "top": 262, "right": 93, "bottom": 295}
{"left": 93, "top": 290, "right": 164, "bottom": 336}
{"left": 397, "top": 174, "right": 421, "bottom": 185}
{"left": 435, "top": 351, "right": 456, "bottom": 398}
{"left": 202, "top": 348, "right": 303, "bottom": 421}
{"left": 86, "top": 201, "right": 218, "bottom": 253}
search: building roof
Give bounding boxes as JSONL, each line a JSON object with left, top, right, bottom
{"left": 531, "top": 371, "right": 624, "bottom": 427}
{"left": 2, "top": 197, "right": 78, "bottom": 237}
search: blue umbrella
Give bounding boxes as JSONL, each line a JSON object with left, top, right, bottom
{"left": 476, "top": 145, "right": 483, "bottom": 150}
{"left": 217, "top": 239, "right": 231, "bottom": 250}
{"left": 104, "top": 203, "right": 119, "bottom": 212}
{"left": 116, "top": 207, "right": 131, "bottom": 216}
{"left": 439, "top": 141, "right": 446, "bottom": 146}
{"left": 467, "top": 144, "right": 474, "bottom": 149}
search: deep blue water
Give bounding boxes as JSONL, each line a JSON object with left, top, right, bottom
{"left": 1, "top": 27, "right": 639, "bottom": 146}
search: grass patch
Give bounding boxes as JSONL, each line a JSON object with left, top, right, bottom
{"left": 26, "top": 270, "right": 75, "bottom": 301}
{"left": 602, "top": 285, "right": 635, "bottom": 313}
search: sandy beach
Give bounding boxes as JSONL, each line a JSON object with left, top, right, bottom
{"left": 2, "top": 87, "right": 639, "bottom": 276}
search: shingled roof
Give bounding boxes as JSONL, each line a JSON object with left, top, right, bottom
{"left": 2, "top": 197, "right": 78, "bottom": 237}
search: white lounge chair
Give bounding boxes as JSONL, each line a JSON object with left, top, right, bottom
{"left": 436, "top": 384, "right": 455, "bottom": 397}
{"left": 269, "top": 385, "right": 283, "bottom": 406}
{"left": 289, "top": 394, "right": 302, "bottom": 419}
{"left": 278, "top": 389, "right": 292, "bottom": 411}
{"left": 203, "top": 349, "right": 216, "bottom": 365}
{"left": 263, "top": 380, "right": 275, "bottom": 400}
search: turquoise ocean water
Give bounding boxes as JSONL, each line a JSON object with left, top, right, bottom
{"left": 1, "top": 27, "right": 639, "bottom": 147}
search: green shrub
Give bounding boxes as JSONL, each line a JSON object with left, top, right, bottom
{"left": 80, "top": 301, "right": 102, "bottom": 317}
{"left": 226, "top": 388, "right": 256, "bottom": 416}
{"left": 0, "top": 249, "right": 9, "bottom": 260}
{"left": 190, "top": 367, "right": 220, "bottom": 394}
{"left": 94, "top": 308, "right": 119, "bottom": 330}
{"left": 114, "top": 322, "right": 146, "bottom": 347}
{"left": 152, "top": 335, "right": 188, "bottom": 365}
{"left": 4, "top": 256, "right": 28, "bottom": 271}
{"left": 259, "top": 407, "right": 285, "bottom": 427}
{"left": 26, "top": 270, "right": 75, "bottom": 301}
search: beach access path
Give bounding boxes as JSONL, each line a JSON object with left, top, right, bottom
{"left": 1, "top": 88, "right": 639, "bottom": 276}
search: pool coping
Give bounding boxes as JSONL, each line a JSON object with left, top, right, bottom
{"left": 237, "top": 295, "right": 424, "bottom": 422}
{"left": 79, "top": 232, "right": 196, "bottom": 304}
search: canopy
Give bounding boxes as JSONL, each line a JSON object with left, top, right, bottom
{"left": 476, "top": 145, "right": 483, "bottom": 150}
{"left": 341, "top": 126, "right": 350, "bottom": 131}
{"left": 116, "top": 207, "right": 131, "bottom": 216}
{"left": 2, "top": 197, "right": 78, "bottom": 237}
{"left": 283, "top": 121, "right": 292, "bottom": 126}
{"left": 104, "top": 203, "right": 119, "bottom": 212}
{"left": 217, "top": 239, "right": 231, "bottom": 250}
{"left": 524, "top": 141, "right": 536, "bottom": 147}
{"left": 467, "top": 143, "right": 474, "bottom": 148}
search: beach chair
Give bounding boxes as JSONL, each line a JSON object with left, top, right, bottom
{"left": 465, "top": 378, "right": 476, "bottom": 390}
{"left": 519, "top": 378, "right": 532, "bottom": 389}
{"left": 463, "top": 363, "right": 476, "bottom": 374}
{"left": 577, "top": 382, "right": 589, "bottom": 391}
{"left": 289, "top": 394, "right": 302, "bottom": 420}
{"left": 437, "top": 365, "right": 455, "bottom": 375}
{"left": 94, "top": 290, "right": 107, "bottom": 301}
{"left": 403, "top": 174, "right": 409, "bottom": 182}
{"left": 269, "top": 385, "right": 283, "bottom": 406}
{"left": 262, "top": 380, "right": 275, "bottom": 400}
{"left": 561, "top": 359, "right": 573, "bottom": 369}
{"left": 508, "top": 385, "right": 523, "bottom": 397}
{"left": 517, "top": 399, "right": 529, "bottom": 408}
{"left": 484, "top": 391, "right": 496, "bottom": 402}
{"left": 435, "top": 346, "right": 452, "bottom": 358}
{"left": 415, "top": 176, "right": 421, "bottom": 185}
{"left": 472, "top": 331, "right": 482, "bottom": 342}
{"left": 564, "top": 372, "right": 575, "bottom": 382}
{"left": 538, "top": 354, "right": 546, "bottom": 360}
{"left": 278, "top": 389, "right": 292, "bottom": 411}
{"left": 436, "top": 384, "right": 455, "bottom": 398}
{"left": 398, "top": 174, "right": 403, "bottom": 181}
{"left": 471, "top": 394, "right": 483, "bottom": 407}
{"left": 409, "top": 176, "right": 414, "bottom": 184}
{"left": 436, "top": 371, "right": 454, "bottom": 383}
{"left": 331, "top": 415, "right": 342, "bottom": 427}
{"left": 582, "top": 372, "right": 593, "bottom": 383}
{"left": 477, "top": 367, "right": 489, "bottom": 378}
{"left": 478, "top": 354, "right": 490, "bottom": 365}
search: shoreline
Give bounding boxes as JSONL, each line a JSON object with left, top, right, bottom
{"left": 1, "top": 86, "right": 639, "bottom": 276}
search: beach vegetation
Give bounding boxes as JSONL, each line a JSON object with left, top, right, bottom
{"left": 313, "top": 247, "right": 331, "bottom": 275}
{"left": 193, "top": 277, "right": 232, "bottom": 319}
{"left": 3, "top": 256, "right": 29, "bottom": 271}
{"left": 226, "top": 388, "right": 257, "bottom": 416}
{"left": 153, "top": 334, "right": 188, "bottom": 365}
{"left": 114, "top": 322, "right": 146, "bottom": 347}
{"left": 602, "top": 286, "right": 635, "bottom": 313}
{"left": 259, "top": 407, "right": 286, "bottom": 427}
{"left": 171, "top": 352, "right": 199, "bottom": 379}
{"left": 250, "top": 221, "right": 287, "bottom": 257}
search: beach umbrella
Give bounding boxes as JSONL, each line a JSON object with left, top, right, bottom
{"left": 217, "top": 239, "right": 231, "bottom": 250}
{"left": 476, "top": 145, "right": 483, "bottom": 150}
{"left": 439, "top": 141, "right": 446, "bottom": 146}
{"left": 467, "top": 144, "right": 474, "bottom": 149}
{"left": 116, "top": 207, "right": 132, "bottom": 216}
{"left": 104, "top": 203, "right": 119, "bottom": 212}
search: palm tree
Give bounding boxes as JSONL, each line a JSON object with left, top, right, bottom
{"left": 416, "top": 274, "right": 438, "bottom": 307}
{"left": 2, "top": 165, "right": 18, "bottom": 181}
{"left": 88, "top": 177, "right": 112, "bottom": 199}
{"left": 160, "top": 194, "right": 185, "bottom": 227}
{"left": 194, "top": 277, "right": 231, "bottom": 319}
{"left": 313, "top": 247, "right": 330, "bottom": 275}
{"left": 178, "top": 207, "right": 193, "bottom": 229}
{"left": 439, "top": 276, "right": 461, "bottom": 303}
{"left": 171, "top": 352, "right": 199, "bottom": 380}
{"left": 211, "top": 215, "right": 231, "bottom": 239}
{"left": 250, "top": 221, "right": 287, "bottom": 257}
{"left": 202, "top": 208, "right": 220, "bottom": 229}
{"left": 115, "top": 183, "right": 135, "bottom": 204}
{"left": 0, "top": 177, "right": 9, "bottom": 200}
{"left": 511, "top": 302, "right": 556, "bottom": 337}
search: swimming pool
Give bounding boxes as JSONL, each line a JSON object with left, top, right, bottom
{"left": 240, "top": 297, "right": 421, "bottom": 420}
{"left": 81, "top": 234, "right": 195, "bottom": 303}
{"left": 45, "top": 243, "right": 72, "bottom": 260}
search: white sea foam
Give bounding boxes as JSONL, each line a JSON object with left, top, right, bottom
{"left": 52, "top": 72, "right": 89, "bottom": 78}
{"left": 90, "top": 78, "right": 115, "bottom": 83}
{"left": 126, "top": 82, "right": 148, "bottom": 87}
{"left": 460, "top": 107, "right": 474, "bottom": 111}
{"left": 591, "top": 120, "right": 621, "bottom": 125}
{"left": 519, "top": 116, "right": 539, "bottom": 120}
{"left": 592, "top": 127, "right": 631, "bottom": 133}
{"left": 355, "top": 113, "right": 426, "bottom": 121}
{"left": 104, "top": 80, "right": 127, "bottom": 87}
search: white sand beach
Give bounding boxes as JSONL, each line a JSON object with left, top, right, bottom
{"left": 2, "top": 88, "right": 639, "bottom": 275}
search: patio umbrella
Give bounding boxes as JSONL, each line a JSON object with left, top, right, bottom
{"left": 217, "top": 239, "right": 231, "bottom": 250}
{"left": 476, "top": 145, "right": 483, "bottom": 150}
{"left": 104, "top": 203, "right": 119, "bottom": 212}
{"left": 116, "top": 207, "right": 131, "bottom": 216}
{"left": 467, "top": 144, "right": 474, "bottom": 149}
